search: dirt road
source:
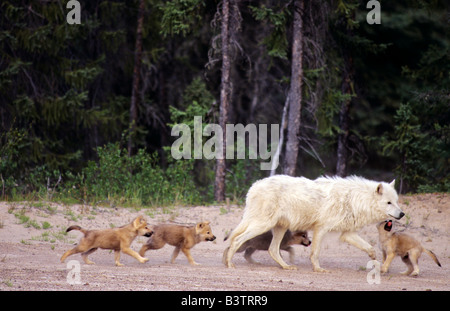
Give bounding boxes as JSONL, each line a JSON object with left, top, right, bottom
{"left": 0, "top": 194, "right": 448, "bottom": 291}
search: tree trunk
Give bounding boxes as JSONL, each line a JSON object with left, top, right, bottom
{"left": 283, "top": 0, "right": 304, "bottom": 177}
{"left": 214, "top": 0, "right": 232, "bottom": 202}
{"left": 336, "top": 16, "right": 355, "bottom": 177}
{"left": 270, "top": 94, "right": 289, "bottom": 176}
{"left": 336, "top": 66, "right": 352, "bottom": 176}
{"left": 128, "top": 0, "right": 145, "bottom": 156}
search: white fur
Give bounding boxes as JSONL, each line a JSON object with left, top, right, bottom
{"left": 224, "top": 175, "right": 404, "bottom": 272}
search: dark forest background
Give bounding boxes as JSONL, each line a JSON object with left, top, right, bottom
{"left": 0, "top": 0, "right": 449, "bottom": 206}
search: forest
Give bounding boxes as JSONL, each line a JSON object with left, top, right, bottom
{"left": 0, "top": 0, "right": 449, "bottom": 207}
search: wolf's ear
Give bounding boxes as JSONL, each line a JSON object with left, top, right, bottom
{"left": 389, "top": 179, "right": 395, "bottom": 188}
{"left": 376, "top": 183, "right": 383, "bottom": 195}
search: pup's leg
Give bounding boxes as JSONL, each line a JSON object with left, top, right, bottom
{"left": 171, "top": 247, "right": 181, "bottom": 264}
{"left": 181, "top": 247, "right": 199, "bottom": 266}
{"left": 139, "top": 244, "right": 150, "bottom": 257}
{"left": 61, "top": 247, "right": 79, "bottom": 263}
{"left": 121, "top": 247, "right": 149, "bottom": 264}
{"left": 243, "top": 248, "right": 258, "bottom": 264}
{"left": 269, "top": 226, "right": 295, "bottom": 270}
{"left": 310, "top": 227, "right": 329, "bottom": 273}
{"left": 60, "top": 241, "right": 91, "bottom": 263}
{"left": 340, "top": 231, "right": 376, "bottom": 260}
{"left": 381, "top": 252, "right": 395, "bottom": 273}
{"left": 139, "top": 237, "right": 166, "bottom": 257}
{"left": 409, "top": 250, "right": 421, "bottom": 276}
{"left": 81, "top": 248, "right": 97, "bottom": 265}
{"left": 114, "top": 250, "right": 123, "bottom": 267}
{"left": 401, "top": 254, "right": 414, "bottom": 276}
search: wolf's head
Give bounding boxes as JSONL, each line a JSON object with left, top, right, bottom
{"left": 374, "top": 180, "right": 404, "bottom": 220}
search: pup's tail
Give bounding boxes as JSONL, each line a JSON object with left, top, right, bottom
{"left": 424, "top": 249, "right": 441, "bottom": 267}
{"left": 66, "top": 225, "right": 88, "bottom": 235}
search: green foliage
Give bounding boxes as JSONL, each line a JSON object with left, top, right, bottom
{"left": 0, "top": 126, "right": 27, "bottom": 197}
{"left": 168, "top": 77, "right": 214, "bottom": 126}
{"left": 379, "top": 11, "right": 449, "bottom": 193}
{"left": 159, "top": 0, "right": 206, "bottom": 37}
{"left": 225, "top": 158, "right": 265, "bottom": 204}
{"left": 78, "top": 142, "right": 201, "bottom": 206}
{"left": 249, "top": 4, "right": 290, "bottom": 59}
{"left": 317, "top": 90, "right": 354, "bottom": 137}
{"left": 381, "top": 102, "right": 449, "bottom": 193}
{"left": 1, "top": 0, "right": 449, "bottom": 205}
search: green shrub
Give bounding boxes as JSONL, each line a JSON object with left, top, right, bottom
{"left": 77, "top": 142, "right": 201, "bottom": 207}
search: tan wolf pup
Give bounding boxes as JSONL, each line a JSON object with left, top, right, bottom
{"left": 139, "top": 221, "right": 216, "bottom": 266}
{"left": 222, "top": 230, "right": 311, "bottom": 265}
{"left": 60, "top": 215, "right": 153, "bottom": 266}
{"left": 377, "top": 220, "right": 441, "bottom": 276}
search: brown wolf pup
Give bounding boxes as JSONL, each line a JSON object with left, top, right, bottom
{"left": 222, "top": 230, "right": 311, "bottom": 265}
{"left": 377, "top": 220, "right": 441, "bottom": 276}
{"left": 139, "top": 221, "right": 216, "bottom": 266}
{"left": 61, "top": 216, "right": 153, "bottom": 266}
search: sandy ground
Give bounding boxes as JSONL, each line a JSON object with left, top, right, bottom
{"left": 0, "top": 193, "right": 448, "bottom": 291}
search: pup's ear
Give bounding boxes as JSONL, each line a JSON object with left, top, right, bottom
{"left": 197, "top": 221, "right": 209, "bottom": 228}
{"left": 384, "top": 220, "right": 393, "bottom": 232}
{"left": 389, "top": 179, "right": 396, "bottom": 188}
{"left": 376, "top": 183, "right": 383, "bottom": 195}
{"left": 194, "top": 222, "right": 203, "bottom": 234}
{"left": 133, "top": 215, "right": 143, "bottom": 228}
{"left": 195, "top": 222, "right": 210, "bottom": 233}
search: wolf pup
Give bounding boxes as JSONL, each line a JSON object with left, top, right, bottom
{"left": 139, "top": 221, "right": 216, "bottom": 266}
{"left": 61, "top": 215, "right": 153, "bottom": 266}
{"left": 377, "top": 220, "right": 441, "bottom": 276}
{"left": 223, "top": 230, "right": 310, "bottom": 265}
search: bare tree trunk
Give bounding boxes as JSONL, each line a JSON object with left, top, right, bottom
{"left": 128, "top": 0, "right": 145, "bottom": 156}
{"left": 283, "top": 0, "right": 304, "bottom": 177}
{"left": 336, "top": 65, "right": 352, "bottom": 176}
{"left": 270, "top": 94, "right": 289, "bottom": 176}
{"left": 214, "top": 0, "right": 231, "bottom": 202}
{"left": 336, "top": 16, "right": 355, "bottom": 177}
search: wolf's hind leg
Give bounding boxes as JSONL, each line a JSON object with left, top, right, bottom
{"left": 269, "top": 226, "right": 295, "bottom": 270}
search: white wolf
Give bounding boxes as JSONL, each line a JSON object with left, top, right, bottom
{"left": 224, "top": 175, "right": 404, "bottom": 272}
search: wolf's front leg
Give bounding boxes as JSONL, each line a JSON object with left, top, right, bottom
{"left": 340, "top": 231, "right": 376, "bottom": 260}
